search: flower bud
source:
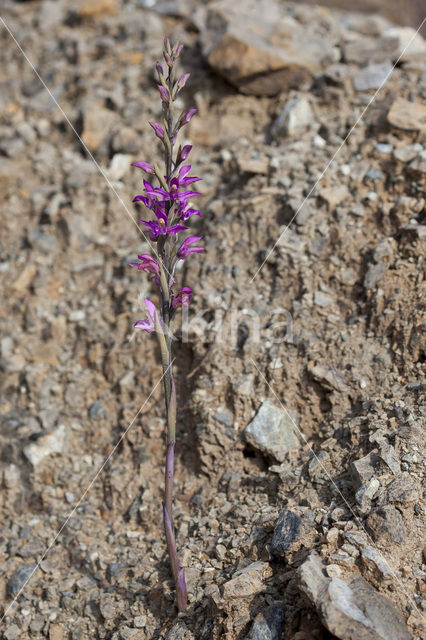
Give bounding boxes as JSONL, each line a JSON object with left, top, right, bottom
{"left": 180, "top": 108, "right": 197, "bottom": 126}
{"left": 148, "top": 121, "right": 165, "bottom": 139}
{"left": 177, "top": 73, "right": 190, "bottom": 89}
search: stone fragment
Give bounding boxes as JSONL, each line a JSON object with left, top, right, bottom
{"left": 350, "top": 452, "right": 378, "bottom": 489}
{"left": 313, "top": 292, "right": 334, "bottom": 308}
{"left": 81, "top": 101, "right": 117, "bottom": 151}
{"left": 320, "top": 185, "right": 349, "bottom": 209}
{"left": 309, "top": 365, "right": 347, "bottom": 391}
{"left": 23, "top": 424, "right": 67, "bottom": 467}
{"left": 236, "top": 154, "right": 269, "bottom": 175}
{"left": 270, "top": 510, "right": 301, "bottom": 557}
{"left": 272, "top": 97, "right": 313, "bottom": 136}
{"left": 4, "top": 626, "right": 20, "bottom": 640}
{"left": 344, "top": 36, "right": 399, "bottom": 65}
{"left": 222, "top": 561, "right": 272, "bottom": 600}
{"left": 244, "top": 400, "right": 300, "bottom": 462}
{"left": 364, "top": 262, "right": 387, "bottom": 289}
{"left": 164, "top": 621, "right": 194, "bottom": 640}
{"left": 106, "top": 154, "right": 132, "bottom": 181}
{"left": 378, "top": 443, "right": 400, "bottom": 475}
{"left": 379, "top": 472, "right": 420, "bottom": 505}
{"left": 372, "top": 237, "right": 396, "bottom": 261}
{"left": 7, "top": 564, "right": 37, "bottom": 597}
{"left": 393, "top": 143, "right": 422, "bottom": 163}
{"left": 360, "top": 546, "right": 394, "bottom": 581}
{"left": 245, "top": 603, "right": 285, "bottom": 640}
{"left": 366, "top": 505, "right": 406, "bottom": 544}
{"left": 355, "top": 477, "right": 380, "bottom": 510}
{"left": 17, "top": 538, "right": 45, "bottom": 558}
{"left": 38, "top": 1, "right": 66, "bottom": 31}
{"left": 298, "top": 552, "right": 411, "bottom": 640}
{"left": 384, "top": 26, "right": 426, "bottom": 60}
{"left": 76, "top": 0, "right": 118, "bottom": 18}
{"left": 197, "top": 0, "right": 335, "bottom": 96}
{"left": 325, "top": 564, "right": 341, "bottom": 578}
{"left": 387, "top": 98, "right": 426, "bottom": 132}
{"left": 408, "top": 150, "right": 426, "bottom": 176}
{"left": 353, "top": 63, "right": 392, "bottom": 91}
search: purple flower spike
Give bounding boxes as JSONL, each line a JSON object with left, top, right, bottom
{"left": 134, "top": 298, "right": 157, "bottom": 333}
{"left": 178, "top": 145, "right": 192, "bottom": 162}
{"left": 148, "top": 121, "right": 164, "bottom": 139}
{"left": 180, "top": 109, "right": 198, "bottom": 126}
{"left": 172, "top": 287, "right": 193, "bottom": 309}
{"left": 177, "top": 73, "right": 190, "bottom": 89}
{"left": 129, "top": 39, "right": 202, "bottom": 613}
{"left": 157, "top": 85, "right": 169, "bottom": 103}
{"left": 131, "top": 161, "right": 154, "bottom": 174}
{"left": 177, "top": 236, "right": 204, "bottom": 259}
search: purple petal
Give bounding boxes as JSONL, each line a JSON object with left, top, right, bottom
{"left": 178, "top": 165, "right": 191, "bottom": 179}
{"left": 180, "top": 176, "right": 202, "bottom": 186}
{"left": 144, "top": 298, "right": 157, "bottom": 323}
{"left": 153, "top": 207, "right": 167, "bottom": 223}
{"left": 168, "top": 224, "right": 188, "bottom": 235}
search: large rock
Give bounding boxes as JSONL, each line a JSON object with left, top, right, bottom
{"left": 195, "top": 0, "right": 335, "bottom": 96}
{"left": 387, "top": 98, "right": 426, "bottom": 132}
{"left": 222, "top": 561, "right": 273, "bottom": 600}
{"left": 244, "top": 400, "right": 300, "bottom": 462}
{"left": 298, "top": 552, "right": 411, "bottom": 640}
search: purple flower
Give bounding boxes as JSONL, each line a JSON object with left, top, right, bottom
{"left": 140, "top": 207, "right": 187, "bottom": 241}
{"left": 178, "top": 145, "right": 192, "bottom": 162}
{"left": 134, "top": 298, "right": 157, "bottom": 333}
{"left": 174, "top": 43, "right": 183, "bottom": 57}
{"left": 174, "top": 165, "right": 201, "bottom": 187}
{"left": 179, "top": 202, "right": 201, "bottom": 221}
{"left": 131, "top": 161, "right": 154, "bottom": 174}
{"left": 148, "top": 121, "right": 164, "bottom": 139}
{"left": 177, "top": 236, "right": 204, "bottom": 259}
{"left": 177, "top": 73, "right": 190, "bottom": 89}
{"left": 157, "top": 85, "right": 169, "bottom": 103}
{"left": 180, "top": 109, "right": 197, "bottom": 126}
{"left": 172, "top": 287, "right": 193, "bottom": 309}
{"left": 128, "top": 253, "right": 160, "bottom": 276}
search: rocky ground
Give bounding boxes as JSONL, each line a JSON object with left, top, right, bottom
{"left": 0, "top": 0, "right": 425, "bottom": 639}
